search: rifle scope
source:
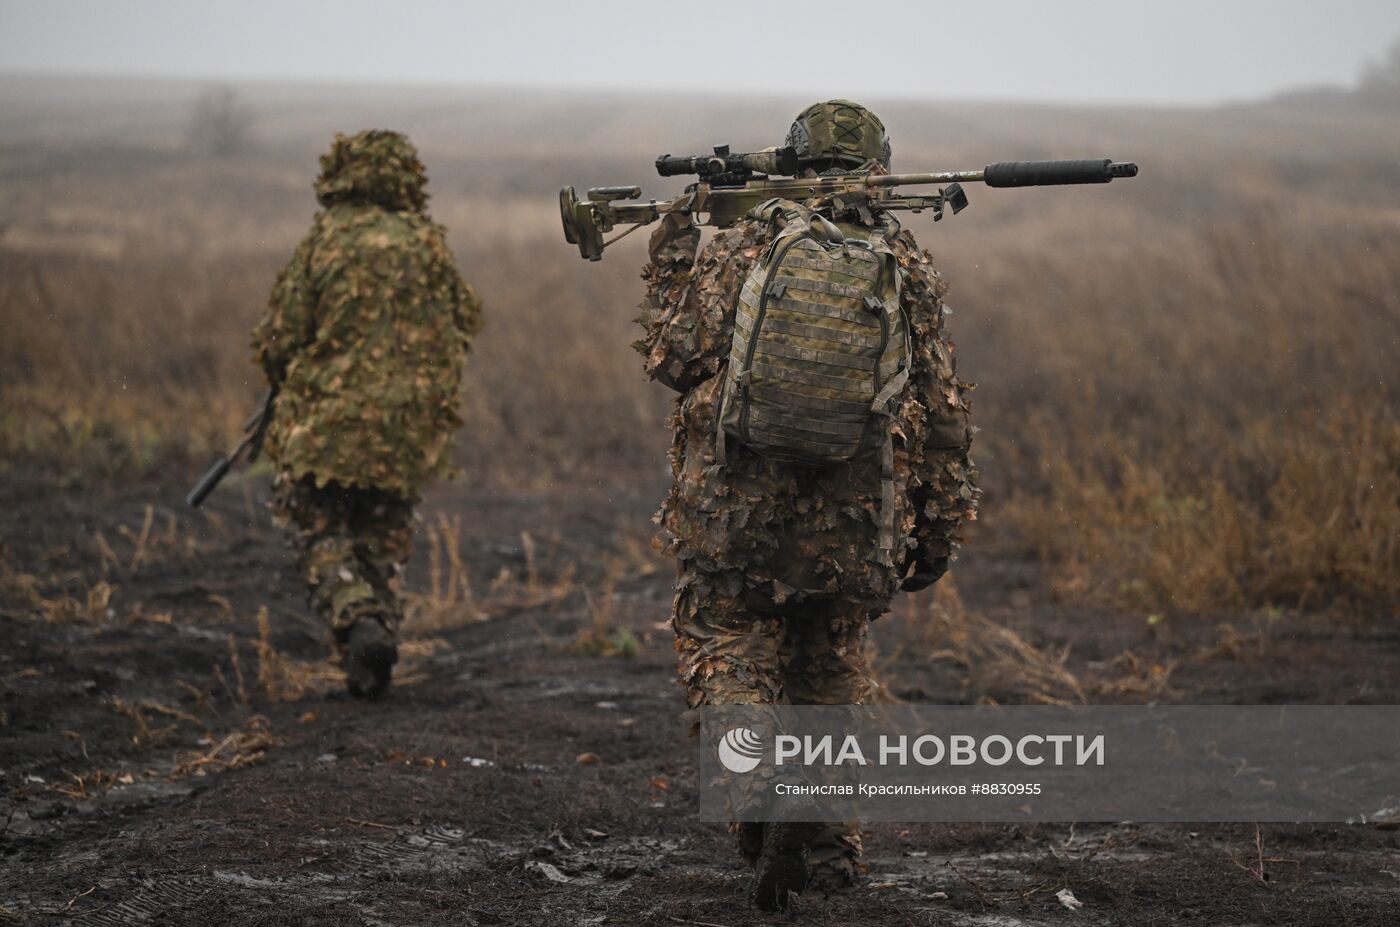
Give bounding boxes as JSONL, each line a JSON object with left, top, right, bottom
{"left": 655, "top": 145, "right": 800, "bottom": 179}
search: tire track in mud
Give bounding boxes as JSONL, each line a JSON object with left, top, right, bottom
{"left": 73, "top": 880, "right": 234, "bottom": 926}
{"left": 54, "top": 823, "right": 685, "bottom": 924}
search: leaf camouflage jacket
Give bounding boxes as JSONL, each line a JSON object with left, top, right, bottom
{"left": 251, "top": 132, "right": 482, "bottom": 499}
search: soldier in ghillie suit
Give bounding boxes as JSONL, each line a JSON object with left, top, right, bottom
{"left": 635, "top": 101, "right": 978, "bottom": 909}
{"left": 252, "top": 130, "right": 482, "bottom": 699}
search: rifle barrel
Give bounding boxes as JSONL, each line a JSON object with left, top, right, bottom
{"left": 841, "top": 160, "right": 1136, "bottom": 190}
{"left": 861, "top": 170, "right": 987, "bottom": 187}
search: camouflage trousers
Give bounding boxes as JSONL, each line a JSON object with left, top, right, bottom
{"left": 272, "top": 475, "right": 415, "bottom": 645}
{"left": 673, "top": 564, "right": 874, "bottom": 883}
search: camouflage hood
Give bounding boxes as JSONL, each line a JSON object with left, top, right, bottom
{"left": 314, "top": 130, "right": 428, "bottom": 211}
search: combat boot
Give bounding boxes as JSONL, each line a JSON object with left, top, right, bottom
{"left": 749, "top": 817, "right": 823, "bottom": 912}
{"left": 806, "top": 857, "right": 861, "bottom": 894}
{"left": 344, "top": 617, "right": 397, "bottom": 699}
{"left": 805, "top": 825, "right": 864, "bottom": 893}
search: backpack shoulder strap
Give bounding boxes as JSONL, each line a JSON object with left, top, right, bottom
{"left": 750, "top": 197, "right": 811, "bottom": 232}
{"left": 863, "top": 215, "right": 912, "bottom": 565}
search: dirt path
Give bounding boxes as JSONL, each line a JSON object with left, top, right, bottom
{"left": 2, "top": 466, "right": 1398, "bottom": 925}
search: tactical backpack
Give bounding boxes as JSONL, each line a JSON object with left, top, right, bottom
{"left": 717, "top": 198, "right": 912, "bottom": 561}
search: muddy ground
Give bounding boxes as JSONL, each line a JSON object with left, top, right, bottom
{"left": 2, "top": 463, "right": 1398, "bottom": 926}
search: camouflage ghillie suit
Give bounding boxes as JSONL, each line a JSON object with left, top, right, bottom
{"left": 635, "top": 101, "right": 978, "bottom": 899}
{"left": 252, "top": 130, "right": 481, "bottom": 695}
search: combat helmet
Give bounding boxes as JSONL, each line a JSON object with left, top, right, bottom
{"left": 315, "top": 129, "right": 428, "bottom": 211}
{"left": 784, "top": 100, "right": 891, "bottom": 173}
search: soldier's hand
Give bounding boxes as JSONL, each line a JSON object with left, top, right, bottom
{"left": 648, "top": 211, "right": 699, "bottom": 261}
{"left": 900, "top": 552, "right": 949, "bottom": 593}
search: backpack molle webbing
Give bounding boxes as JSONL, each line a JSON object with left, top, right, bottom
{"left": 718, "top": 198, "right": 911, "bottom": 562}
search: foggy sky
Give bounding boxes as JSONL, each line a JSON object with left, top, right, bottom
{"left": 2, "top": 0, "right": 1399, "bottom": 105}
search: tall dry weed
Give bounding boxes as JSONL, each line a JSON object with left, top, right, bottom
{"left": 983, "top": 215, "right": 1400, "bottom": 615}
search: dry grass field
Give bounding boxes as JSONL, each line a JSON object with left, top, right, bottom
{"left": 3, "top": 75, "right": 1396, "bottom": 617}
{"left": 2, "top": 76, "right": 1400, "bottom": 925}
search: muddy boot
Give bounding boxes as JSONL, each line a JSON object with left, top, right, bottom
{"left": 806, "top": 824, "right": 864, "bottom": 893}
{"left": 749, "top": 818, "right": 823, "bottom": 912}
{"left": 806, "top": 857, "right": 861, "bottom": 893}
{"left": 344, "top": 618, "right": 397, "bottom": 699}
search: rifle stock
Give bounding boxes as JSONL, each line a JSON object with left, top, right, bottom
{"left": 185, "top": 388, "right": 276, "bottom": 508}
{"left": 186, "top": 453, "right": 238, "bottom": 508}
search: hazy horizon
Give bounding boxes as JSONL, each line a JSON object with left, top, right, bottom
{"left": 2, "top": 0, "right": 1399, "bottom": 106}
